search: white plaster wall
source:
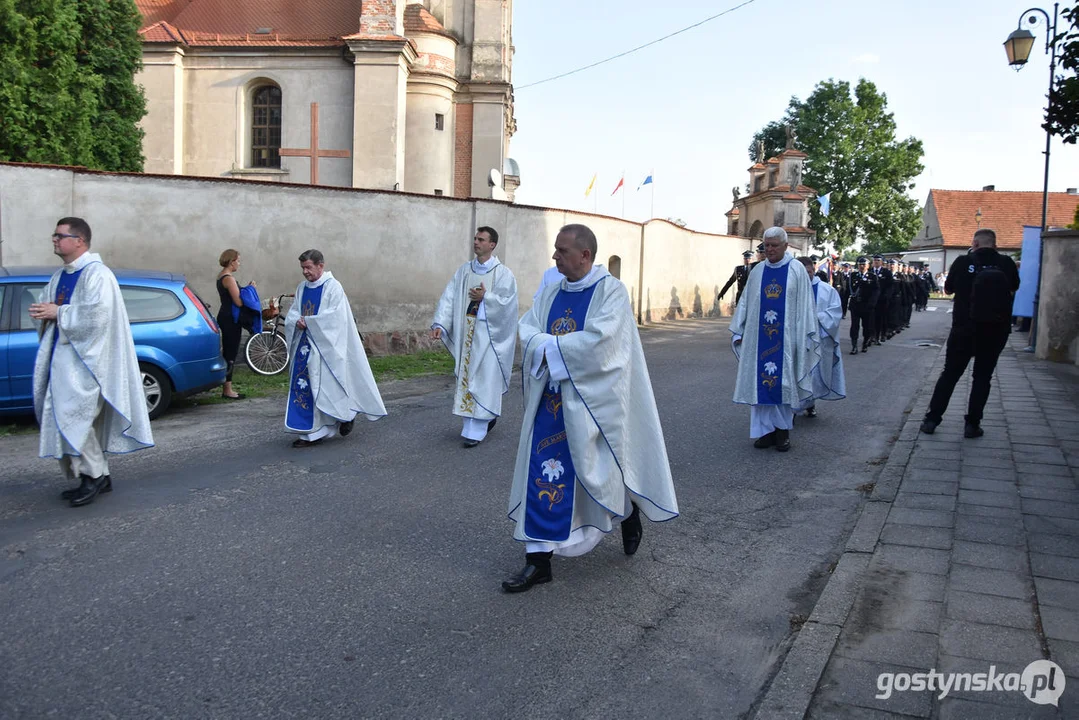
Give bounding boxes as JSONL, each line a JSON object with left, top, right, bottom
{"left": 138, "top": 49, "right": 184, "bottom": 175}
{"left": 1, "top": 164, "right": 750, "bottom": 334}
{"left": 640, "top": 221, "right": 745, "bottom": 322}
{"left": 404, "top": 87, "right": 454, "bottom": 195}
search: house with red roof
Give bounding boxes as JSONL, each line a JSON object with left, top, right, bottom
{"left": 136, "top": 0, "right": 517, "bottom": 198}
{"left": 903, "top": 186, "right": 1079, "bottom": 274}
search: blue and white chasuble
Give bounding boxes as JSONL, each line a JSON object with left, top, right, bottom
{"left": 285, "top": 284, "right": 324, "bottom": 432}
{"left": 755, "top": 264, "right": 787, "bottom": 406}
{"left": 523, "top": 283, "right": 599, "bottom": 541}
{"left": 50, "top": 267, "right": 85, "bottom": 357}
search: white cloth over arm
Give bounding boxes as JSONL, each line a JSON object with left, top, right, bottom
{"left": 509, "top": 268, "right": 678, "bottom": 549}
{"left": 807, "top": 278, "right": 846, "bottom": 402}
{"left": 431, "top": 257, "right": 518, "bottom": 419}
{"left": 284, "top": 272, "right": 386, "bottom": 425}
{"left": 33, "top": 254, "right": 153, "bottom": 460}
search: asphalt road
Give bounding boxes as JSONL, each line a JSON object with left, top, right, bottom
{"left": 0, "top": 303, "right": 953, "bottom": 719}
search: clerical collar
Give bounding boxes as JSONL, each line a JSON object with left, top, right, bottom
{"left": 764, "top": 252, "right": 793, "bottom": 268}
{"left": 471, "top": 255, "right": 498, "bottom": 273}
{"left": 305, "top": 270, "right": 334, "bottom": 288}
{"left": 64, "top": 251, "right": 99, "bottom": 273}
{"left": 564, "top": 264, "right": 608, "bottom": 291}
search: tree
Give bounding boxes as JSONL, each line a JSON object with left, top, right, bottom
{"left": 0, "top": 0, "right": 145, "bottom": 171}
{"left": 746, "top": 121, "right": 787, "bottom": 164}
{"left": 1046, "top": 2, "right": 1079, "bottom": 145}
{"left": 749, "top": 79, "right": 925, "bottom": 253}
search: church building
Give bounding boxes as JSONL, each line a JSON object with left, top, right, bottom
{"left": 136, "top": 0, "right": 517, "bottom": 199}
{"left": 725, "top": 139, "right": 815, "bottom": 252}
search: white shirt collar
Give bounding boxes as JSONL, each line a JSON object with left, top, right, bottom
{"left": 471, "top": 255, "right": 499, "bottom": 273}
{"left": 65, "top": 251, "right": 99, "bottom": 273}
{"left": 764, "top": 251, "right": 793, "bottom": 268}
{"left": 305, "top": 270, "right": 334, "bottom": 289}
{"left": 563, "top": 264, "right": 608, "bottom": 291}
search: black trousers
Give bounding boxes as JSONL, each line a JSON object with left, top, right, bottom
{"left": 874, "top": 300, "right": 890, "bottom": 339}
{"left": 926, "top": 324, "right": 1011, "bottom": 425}
{"left": 840, "top": 293, "right": 849, "bottom": 318}
{"left": 849, "top": 306, "right": 874, "bottom": 347}
{"left": 218, "top": 315, "right": 243, "bottom": 381}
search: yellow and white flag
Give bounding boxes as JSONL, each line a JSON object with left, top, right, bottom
{"left": 584, "top": 173, "right": 597, "bottom": 197}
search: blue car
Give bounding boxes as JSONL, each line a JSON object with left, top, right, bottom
{"left": 0, "top": 266, "right": 227, "bottom": 420}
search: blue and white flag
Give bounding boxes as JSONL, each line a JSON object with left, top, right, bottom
{"left": 817, "top": 192, "right": 831, "bottom": 217}
{"left": 638, "top": 172, "right": 653, "bottom": 190}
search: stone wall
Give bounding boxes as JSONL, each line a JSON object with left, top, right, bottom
{"left": 0, "top": 162, "right": 745, "bottom": 352}
{"left": 1036, "top": 229, "right": 1079, "bottom": 364}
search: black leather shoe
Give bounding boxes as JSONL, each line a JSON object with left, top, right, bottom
{"left": 753, "top": 431, "right": 776, "bottom": 449}
{"left": 292, "top": 438, "right": 324, "bottom": 448}
{"left": 487, "top": 418, "right": 497, "bottom": 432}
{"left": 501, "top": 553, "right": 553, "bottom": 593}
{"left": 621, "top": 504, "right": 643, "bottom": 556}
{"left": 964, "top": 422, "right": 984, "bottom": 438}
{"left": 61, "top": 475, "right": 111, "bottom": 501}
{"left": 862, "top": 343, "right": 870, "bottom": 352}
{"left": 339, "top": 420, "right": 354, "bottom": 437}
{"left": 775, "top": 428, "right": 791, "bottom": 452}
{"left": 804, "top": 406, "right": 817, "bottom": 418}
{"left": 920, "top": 419, "right": 938, "bottom": 435}
{"left": 850, "top": 345, "right": 859, "bottom": 355}
{"left": 69, "top": 474, "right": 109, "bottom": 507}
{"left": 462, "top": 438, "right": 481, "bottom": 448}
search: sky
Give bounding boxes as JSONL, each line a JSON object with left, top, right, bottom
{"left": 508, "top": 0, "right": 1079, "bottom": 234}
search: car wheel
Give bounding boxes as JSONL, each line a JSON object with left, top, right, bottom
{"left": 140, "top": 363, "right": 173, "bottom": 420}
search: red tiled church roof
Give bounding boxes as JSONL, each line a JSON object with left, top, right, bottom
{"left": 136, "top": 0, "right": 410, "bottom": 47}
{"left": 403, "top": 4, "right": 450, "bottom": 36}
{"left": 930, "top": 189, "right": 1079, "bottom": 250}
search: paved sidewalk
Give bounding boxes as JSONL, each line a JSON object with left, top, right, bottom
{"left": 755, "top": 333, "right": 1079, "bottom": 719}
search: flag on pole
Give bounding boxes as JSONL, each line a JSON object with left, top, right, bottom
{"left": 817, "top": 192, "right": 832, "bottom": 217}
{"left": 638, "top": 172, "right": 653, "bottom": 190}
{"left": 584, "top": 173, "right": 597, "bottom": 197}
{"left": 611, "top": 174, "right": 624, "bottom": 196}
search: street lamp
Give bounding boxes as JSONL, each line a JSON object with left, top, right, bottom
{"left": 1003, "top": 4, "right": 1059, "bottom": 351}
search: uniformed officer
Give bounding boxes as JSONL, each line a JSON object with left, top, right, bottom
{"left": 871, "top": 254, "right": 892, "bottom": 345}
{"left": 718, "top": 250, "right": 753, "bottom": 305}
{"left": 848, "top": 256, "right": 879, "bottom": 354}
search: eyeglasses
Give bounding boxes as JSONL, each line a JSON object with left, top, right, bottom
{"left": 51, "top": 233, "right": 81, "bottom": 241}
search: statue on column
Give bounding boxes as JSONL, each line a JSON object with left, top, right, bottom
{"left": 785, "top": 123, "right": 797, "bottom": 150}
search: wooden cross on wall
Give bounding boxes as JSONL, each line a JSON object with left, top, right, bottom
{"left": 279, "top": 102, "right": 350, "bottom": 185}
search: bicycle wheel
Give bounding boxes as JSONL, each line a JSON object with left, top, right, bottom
{"left": 246, "top": 331, "right": 290, "bottom": 375}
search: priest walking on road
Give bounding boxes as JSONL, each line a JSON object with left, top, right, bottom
{"left": 284, "top": 250, "right": 386, "bottom": 448}
{"left": 729, "top": 227, "right": 819, "bottom": 452}
{"left": 502, "top": 223, "right": 679, "bottom": 593}
{"left": 431, "top": 226, "right": 518, "bottom": 448}
{"left": 30, "top": 217, "right": 154, "bottom": 507}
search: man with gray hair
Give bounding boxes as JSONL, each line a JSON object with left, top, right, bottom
{"left": 283, "top": 249, "right": 387, "bottom": 447}
{"left": 921, "top": 229, "right": 1019, "bottom": 438}
{"left": 502, "top": 223, "right": 678, "bottom": 592}
{"left": 729, "top": 227, "right": 820, "bottom": 451}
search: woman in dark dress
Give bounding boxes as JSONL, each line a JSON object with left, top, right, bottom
{"left": 216, "top": 249, "right": 251, "bottom": 399}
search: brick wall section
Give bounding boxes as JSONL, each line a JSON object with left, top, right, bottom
{"left": 359, "top": 0, "right": 397, "bottom": 35}
{"left": 454, "top": 103, "right": 473, "bottom": 198}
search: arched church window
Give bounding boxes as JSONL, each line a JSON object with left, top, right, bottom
{"left": 252, "top": 85, "right": 282, "bottom": 168}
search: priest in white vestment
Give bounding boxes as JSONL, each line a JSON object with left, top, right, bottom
{"left": 730, "top": 227, "right": 820, "bottom": 452}
{"left": 431, "top": 226, "right": 518, "bottom": 448}
{"left": 502, "top": 223, "right": 679, "bottom": 593}
{"left": 794, "top": 257, "right": 847, "bottom": 417}
{"left": 284, "top": 250, "right": 386, "bottom": 448}
{"left": 30, "top": 217, "right": 154, "bottom": 507}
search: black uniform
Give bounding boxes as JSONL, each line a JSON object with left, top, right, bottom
{"left": 718, "top": 264, "right": 751, "bottom": 305}
{"left": 924, "top": 248, "right": 1020, "bottom": 429}
{"left": 848, "top": 269, "right": 879, "bottom": 352}
{"left": 873, "top": 266, "right": 893, "bottom": 343}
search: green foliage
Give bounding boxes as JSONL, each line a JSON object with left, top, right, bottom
{"left": 1046, "top": 2, "right": 1079, "bottom": 144}
{"left": 1069, "top": 202, "right": 1079, "bottom": 230}
{"left": 0, "top": 0, "right": 146, "bottom": 171}
{"left": 746, "top": 120, "right": 787, "bottom": 163}
{"left": 749, "top": 79, "right": 925, "bottom": 253}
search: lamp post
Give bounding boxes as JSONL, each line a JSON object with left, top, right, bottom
{"left": 1003, "top": 4, "right": 1059, "bottom": 351}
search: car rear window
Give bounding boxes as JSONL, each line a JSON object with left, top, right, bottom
{"left": 121, "top": 286, "right": 183, "bottom": 323}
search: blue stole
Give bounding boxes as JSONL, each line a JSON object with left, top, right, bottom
{"left": 285, "top": 283, "right": 325, "bottom": 431}
{"left": 50, "top": 268, "right": 85, "bottom": 357}
{"left": 523, "top": 282, "right": 600, "bottom": 541}
{"left": 756, "top": 264, "right": 787, "bottom": 405}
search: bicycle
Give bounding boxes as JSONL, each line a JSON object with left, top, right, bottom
{"left": 245, "top": 293, "right": 294, "bottom": 375}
